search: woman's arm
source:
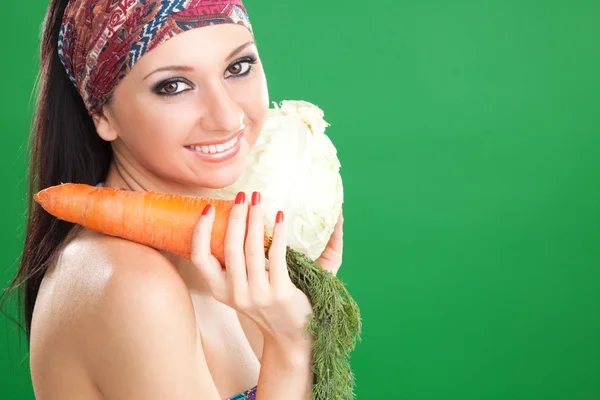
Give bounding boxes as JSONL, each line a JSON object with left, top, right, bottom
{"left": 85, "top": 247, "right": 219, "bottom": 399}
{"left": 83, "top": 244, "right": 312, "bottom": 400}
{"left": 257, "top": 337, "right": 313, "bottom": 399}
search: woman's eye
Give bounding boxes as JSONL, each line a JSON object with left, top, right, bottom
{"left": 225, "top": 61, "right": 252, "bottom": 78}
{"left": 157, "top": 80, "right": 192, "bottom": 96}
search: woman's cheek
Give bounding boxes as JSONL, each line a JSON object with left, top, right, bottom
{"left": 141, "top": 105, "right": 191, "bottom": 146}
{"left": 243, "top": 89, "right": 270, "bottom": 147}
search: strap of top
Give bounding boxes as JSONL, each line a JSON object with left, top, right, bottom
{"left": 227, "top": 386, "right": 257, "bottom": 400}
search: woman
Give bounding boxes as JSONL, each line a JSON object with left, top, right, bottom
{"left": 7, "top": 0, "right": 344, "bottom": 399}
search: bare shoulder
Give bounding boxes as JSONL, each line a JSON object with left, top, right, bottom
{"left": 71, "top": 228, "right": 194, "bottom": 313}
{"left": 33, "top": 228, "right": 219, "bottom": 399}
{"left": 52, "top": 227, "right": 192, "bottom": 317}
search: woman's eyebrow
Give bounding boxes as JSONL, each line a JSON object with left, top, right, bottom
{"left": 143, "top": 41, "right": 256, "bottom": 81}
{"left": 225, "top": 40, "right": 255, "bottom": 61}
{"left": 143, "top": 65, "right": 194, "bottom": 80}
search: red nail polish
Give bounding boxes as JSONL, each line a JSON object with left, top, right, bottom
{"left": 251, "top": 191, "right": 261, "bottom": 206}
{"left": 235, "top": 192, "right": 246, "bottom": 204}
{"left": 276, "top": 211, "right": 284, "bottom": 223}
{"left": 202, "top": 204, "right": 212, "bottom": 216}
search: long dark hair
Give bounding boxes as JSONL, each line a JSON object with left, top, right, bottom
{"left": 2, "top": 0, "right": 112, "bottom": 341}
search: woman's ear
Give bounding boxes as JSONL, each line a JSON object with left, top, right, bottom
{"left": 91, "top": 106, "right": 119, "bottom": 142}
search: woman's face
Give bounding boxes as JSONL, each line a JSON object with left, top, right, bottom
{"left": 93, "top": 24, "right": 269, "bottom": 195}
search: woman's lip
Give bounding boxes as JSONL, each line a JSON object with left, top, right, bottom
{"left": 186, "top": 126, "right": 246, "bottom": 147}
{"left": 186, "top": 134, "right": 244, "bottom": 163}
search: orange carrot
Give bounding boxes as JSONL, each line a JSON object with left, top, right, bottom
{"left": 34, "top": 183, "right": 362, "bottom": 400}
{"left": 33, "top": 183, "right": 270, "bottom": 265}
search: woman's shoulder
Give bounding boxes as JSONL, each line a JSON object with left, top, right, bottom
{"left": 61, "top": 226, "right": 194, "bottom": 316}
{"left": 35, "top": 227, "right": 197, "bottom": 350}
{"left": 57, "top": 227, "right": 185, "bottom": 291}
{"left": 31, "top": 229, "right": 217, "bottom": 398}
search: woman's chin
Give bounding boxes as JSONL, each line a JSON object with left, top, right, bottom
{"left": 191, "top": 158, "right": 248, "bottom": 190}
{"left": 197, "top": 176, "right": 240, "bottom": 190}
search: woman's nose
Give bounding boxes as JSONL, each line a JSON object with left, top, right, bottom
{"left": 200, "top": 82, "right": 245, "bottom": 133}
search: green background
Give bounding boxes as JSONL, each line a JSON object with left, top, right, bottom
{"left": 2, "top": 1, "right": 599, "bottom": 399}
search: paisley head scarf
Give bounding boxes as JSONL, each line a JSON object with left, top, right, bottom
{"left": 58, "top": 0, "right": 253, "bottom": 115}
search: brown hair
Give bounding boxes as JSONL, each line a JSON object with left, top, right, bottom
{"left": 2, "top": 0, "right": 113, "bottom": 341}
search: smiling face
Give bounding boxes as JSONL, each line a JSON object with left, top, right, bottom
{"left": 92, "top": 23, "right": 270, "bottom": 195}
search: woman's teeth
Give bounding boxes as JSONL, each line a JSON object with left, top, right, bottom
{"left": 187, "top": 135, "right": 239, "bottom": 154}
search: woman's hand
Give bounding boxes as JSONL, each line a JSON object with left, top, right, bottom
{"left": 315, "top": 210, "right": 344, "bottom": 276}
{"left": 191, "top": 191, "right": 313, "bottom": 349}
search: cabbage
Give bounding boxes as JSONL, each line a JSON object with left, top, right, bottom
{"left": 214, "top": 100, "right": 343, "bottom": 260}
{"left": 215, "top": 101, "right": 359, "bottom": 399}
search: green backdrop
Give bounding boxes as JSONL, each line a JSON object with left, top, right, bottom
{"left": 2, "top": 1, "right": 599, "bottom": 399}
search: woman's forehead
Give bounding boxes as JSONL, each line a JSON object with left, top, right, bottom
{"left": 59, "top": 0, "right": 253, "bottom": 114}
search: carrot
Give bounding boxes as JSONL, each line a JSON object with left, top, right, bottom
{"left": 34, "top": 182, "right": 361, "bottom": 400}
{"left": 33, "top": 183, "right": 269, "bottom": 266}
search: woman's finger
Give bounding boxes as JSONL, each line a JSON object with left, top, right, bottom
{"left": 316, "top": 210, "right": 344, "bottom": 275}
{"left": 268, "top": 210, "right": 292, "bottom": 289}
{"left": 224, "top": 192, "right": 250, "bottom": 294}
{"left": 330, "top": 210, "right": 344, "bottom": 248}
{"left": 245, "top": 192, "right": 270, "bottom": 292}
{"left": 191, "top": 203, "right": 226, "bottom": 297}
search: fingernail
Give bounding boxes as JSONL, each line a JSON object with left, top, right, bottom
{"left": 276, "top": 211, "right": 284, "bottom": 223}
{"left": 251, "top": 191, "right": 261, "bottom": 206}
{"left": 202, "top": 204, "right": 212, "bottom": 216}
{"left": 235, "top": 192, "right": 246, "bottom": 204}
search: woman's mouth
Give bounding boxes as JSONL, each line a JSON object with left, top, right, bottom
{"left": 184, "top": 128, "right": 245, "bottom": 163}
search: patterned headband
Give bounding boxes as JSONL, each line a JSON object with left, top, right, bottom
{"left": 58, "top": 0, "right": 253, "bottom": 115}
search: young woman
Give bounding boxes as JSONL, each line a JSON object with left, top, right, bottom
{"left": 7, "top": 1, "right": 344, "bottom": 399}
